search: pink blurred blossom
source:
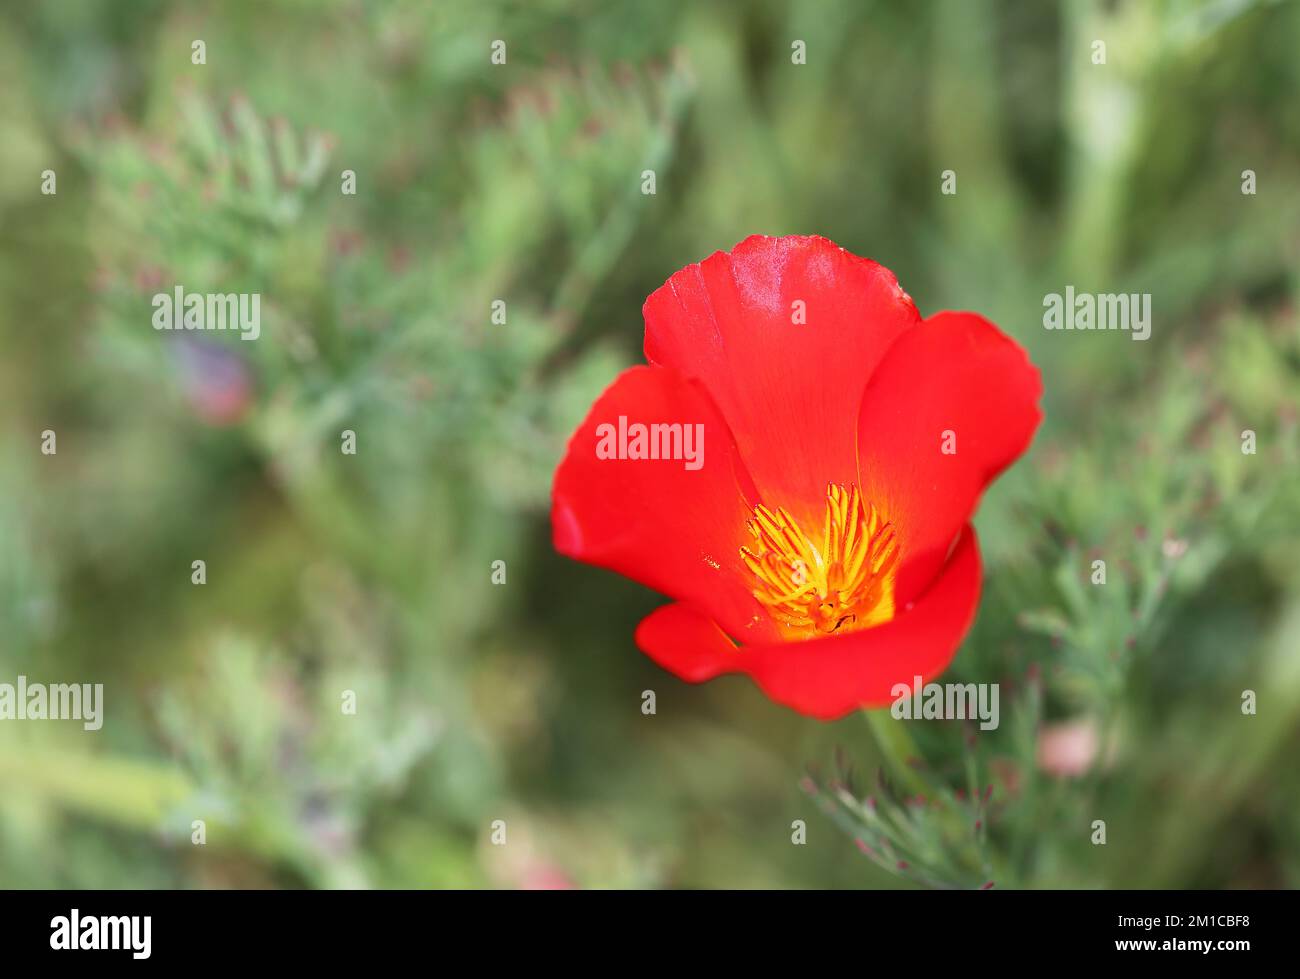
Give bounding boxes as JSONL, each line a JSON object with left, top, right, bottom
{"left": 172, "top": 337, "right": 254, "bottom": 426}
{"left": 1036, "top": 718, "right": 1100, "bottom": 778}
{"left": 518, "top": 864, "right": 576, "bottom": 891}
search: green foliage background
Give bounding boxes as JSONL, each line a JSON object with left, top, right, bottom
{"left": 1, "top": 0, "right": 1298, "bottom": 888}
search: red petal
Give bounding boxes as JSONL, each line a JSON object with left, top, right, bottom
{"left": 636, "top": 525, "right": 983, "bottom": 719}
{"left": 552, "top": 365, "right": 781, "bottom": 642}
{"left": 643, "top": 235, "right": 919, "bottom": 525}
{"left": 857, "top": 311, "right": 1041, "bottom": 603}
{"left": 633, "top": 601, "right": 739, "bottom": 683}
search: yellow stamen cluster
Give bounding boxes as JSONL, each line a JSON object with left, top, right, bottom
{"left": 740, "top": 483, "right": 899, "bottom": 637}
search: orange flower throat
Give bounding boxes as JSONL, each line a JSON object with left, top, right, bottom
{"left": 740, "top": 483, "right": 899, "bottom": 637}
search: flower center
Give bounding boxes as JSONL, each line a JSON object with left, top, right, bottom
{"left": 740, "top": 483, "right": 900, "bottom": 637}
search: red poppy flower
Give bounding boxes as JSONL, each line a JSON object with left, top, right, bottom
{"left": 552, "top": 235, "right": 1042, "bottom": 719}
